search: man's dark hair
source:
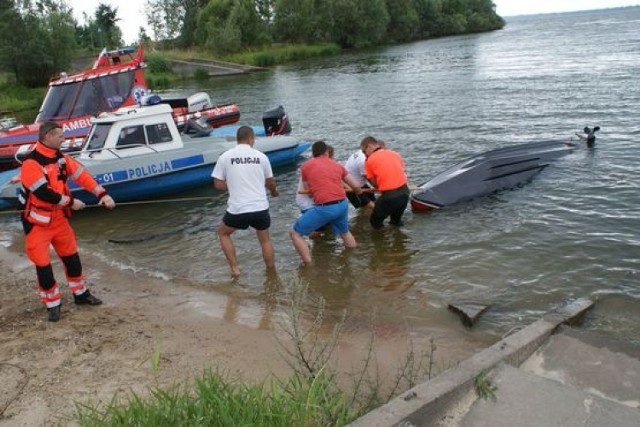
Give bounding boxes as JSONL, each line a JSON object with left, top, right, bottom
{"left": 236, "top": 125, "right": 255, "bottom": 144}
{"left": 39, "top": 121, "right": 62, "bottom": 141}
{"left": 327, "top": 145, "right": 334, "bottom": 158}
{"left": 359, "top": 136, "right": 378, "bottom": 151}
{"left": 311, "top": 140, "right": 328, "bottom": 157}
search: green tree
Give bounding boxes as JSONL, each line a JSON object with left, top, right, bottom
{"left": 137, "top": 26, "right": 152, "bottom": 44}
{"left": 255, "top": 0, "right": 274, "bottom": 23}
{"left": 413, "top": 0, "right": 440, "bottom": 37}
{"left": 94, "top": 3, "right": 123, "bottom": 48}
{"left": 386, "top": 0, "right": 419, "bottom": 42}
{"left": 145, "top": 0, "right": 183, "bottom": 40}
{"left": 0, "top": 0, "right": 76, "bottom": 87}
{"left": 273, "top": 0, "right": 313, "bottom": 43}
{"left": 178, "top": 0, "right": 208, "bottom": 48}
{"left": 196, "top": 0, "right": 269, "bottom": 53}
{"left": 273, "top": 0, "right": 334, "bottom": 43}
{"left": 310, "top": 0, "right": 334, "bottom": 42}
{"left": 144, "top": 0, "right": 208, "bottom": 47}
{"left": 331, "top": 0, "right": 388, "bottom": 48}
{"left": 45, "top": 3, "right": 76, "bottom": 71}
{"left": 0, "top": 0, "right": 24, "bottom": 78}
{"left": 75, "top": 12, "right": 97, "bottom": 49}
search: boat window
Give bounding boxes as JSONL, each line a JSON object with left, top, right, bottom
{"left": 146, "top": 123, "right": 173, "bottom": 144}
{"left": 85, "top": 123, "right": 111, "bottom": 151}
{"left": 36, "top": 83, "right": 80, "bottom": 122}
{"left": 70, "top": 78, "right": 109, "bottom": 117}
{"left": 70, "top": 70, "right": 136, "bottom": 117}
{"left": 99, "top": 70, "right": 135, "bottom": 109}
{"left": 37, "top": 69, "right": 136, "bottom": 122}
{"left": 116, "top": 125, "right": 146, "bottom": 149}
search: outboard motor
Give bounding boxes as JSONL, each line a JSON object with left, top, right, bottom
{"left": 262, "top": 105, "right": 291, "bottom": 136}
{"left": 186, "top": 92, "right": 213, "bottom": 113}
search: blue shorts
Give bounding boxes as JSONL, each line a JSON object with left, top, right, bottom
{"left": 293, "top": 200, "right": 349, "bottom": 236}
{"left": 223, "top": 209, "right": 271, "bottom": 230}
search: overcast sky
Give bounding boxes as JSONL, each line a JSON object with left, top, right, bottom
{"left": 67, "top": 0, "right": 640, "bottom": 45}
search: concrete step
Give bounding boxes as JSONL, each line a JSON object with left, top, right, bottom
{"left": 459, "top": 363, "right": 640, "bottom": 427}
{"left": 521, "top": 327, "right": 640, "bottom": 408}
{"left": 349, "top": 298, "right": 597, "bottom": 427}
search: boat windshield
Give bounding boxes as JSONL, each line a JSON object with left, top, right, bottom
{"left": 85, "top": 123, "right": 111, "bottom": 151}
{"left": 36, "top": 69, "right": 136, "bottom": 122}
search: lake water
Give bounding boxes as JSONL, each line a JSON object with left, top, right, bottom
{"left": 3, "top": 7, "right": 639, "bottom": 347}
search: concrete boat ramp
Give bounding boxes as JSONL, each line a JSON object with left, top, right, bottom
{"left": 168, "top": 58, "right": 266, "bottom": 77}
{"left": 350, "top": 298, "right": 640, "bottom": 426}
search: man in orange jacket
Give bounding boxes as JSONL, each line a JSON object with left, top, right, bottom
{"left": 361, "top": 136, "right": 410, "bottom": 229}
{"left": 19, "top": 121, "right": 115, "bottom": 322}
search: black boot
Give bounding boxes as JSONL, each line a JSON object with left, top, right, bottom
{"left": 74, "top": 290, "right": 103, "bottom": 306}
{"left": 47, "top": 305, "right": 61, "bottom": 322}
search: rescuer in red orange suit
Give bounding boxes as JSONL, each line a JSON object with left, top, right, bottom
{"left": 19, "top": 121, "right": 116, "bottom": 322}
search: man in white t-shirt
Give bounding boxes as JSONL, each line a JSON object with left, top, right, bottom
{"left": 344, "top": 148, "right": 376, "bottom": 209}
{"left": 212, "top": 126, "right": 279, "bottom": 278}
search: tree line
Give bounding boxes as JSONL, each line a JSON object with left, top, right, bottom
{"left": 0, "top": 0, "right": 504, "bottom": 87}
{"left": 148, "top": 0, "right": 504, "bottom": 52}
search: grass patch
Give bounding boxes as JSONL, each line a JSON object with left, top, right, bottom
{"left": 73, "top": 278, "right": 444, "bottom": 425}
{"left": 143, "top": 51, "right": 179, "bottom": 89}
{"left": 193, "top": 68, "right": 210, "bottom": 80}
{"left": 0, "top": 79, "right": 46, "bottom": 123}
{"left": 144, "top": 72, "right": 177, "bottom": 90}
{"left": 161, "top": 43, "right": 341, "bottom": 67}
{"left": 75, "top": 369, "right": 359, "bottom": 426}
{"left": 224, "top": 44, "right": 341, "bottom": 66}
{"left": 145, "top": 51, "right": 173, "bottom": 74}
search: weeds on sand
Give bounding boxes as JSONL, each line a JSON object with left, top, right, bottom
{"left": 74, "top": 278, "right": 441, "bottom": 425}
{"left": 474, "top": 370, "right": 498, "bottom": 400}
{"left": 274, "top": 279, "right": 441, "bottom": 418}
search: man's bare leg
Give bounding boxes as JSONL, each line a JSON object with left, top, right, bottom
{"left": 256, "top": 228, "right": 275, "bottom": 270}
{"left": 340, "top": 231, "right": 357, "bottom": 249}
{"left": 289, "top": 230, "right": 312, "bottom": 265}
{"left": 218, "top": 223, "right": 241, "bottom": 278}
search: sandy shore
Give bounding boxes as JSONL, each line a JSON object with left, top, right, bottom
{"left": 0, "top": 239, "right": 484, "bottom": 426}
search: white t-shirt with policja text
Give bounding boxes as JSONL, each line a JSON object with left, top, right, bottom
{"left": 212, "top": 144, "right": 273, "bottom": 214}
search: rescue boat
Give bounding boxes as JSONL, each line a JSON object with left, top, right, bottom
{"left": 410, "top": 140, "right": 576, "bottom": 212}
{"left": 0, "top": 46, "right": 242, "bottom": 170}
{"left": 0, "top": 103, "right": 310, "bottom": 209}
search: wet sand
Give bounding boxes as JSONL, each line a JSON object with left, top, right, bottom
{"left": 0, "top": 242, "right": 484, "bottom": 425}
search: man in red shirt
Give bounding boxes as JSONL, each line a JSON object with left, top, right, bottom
{"left": 361, "top": 136, "right": 410, "bottom": 229}
{"left": 290, "top": 141, "right": 362, "bottom": 265}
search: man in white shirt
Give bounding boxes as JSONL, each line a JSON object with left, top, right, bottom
{"left": 344, "top": 148, "right": 376, "bottom": 209}
{"left": 212, "top": 126, "right": 279, "bottom": 278}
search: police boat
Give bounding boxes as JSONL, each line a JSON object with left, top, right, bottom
{"left": 0, "top": 103, "right": 310, "bottom": 209}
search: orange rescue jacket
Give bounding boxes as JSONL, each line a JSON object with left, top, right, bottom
{"left": 19, "top": 142, "right": 106, "bottom": 225}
